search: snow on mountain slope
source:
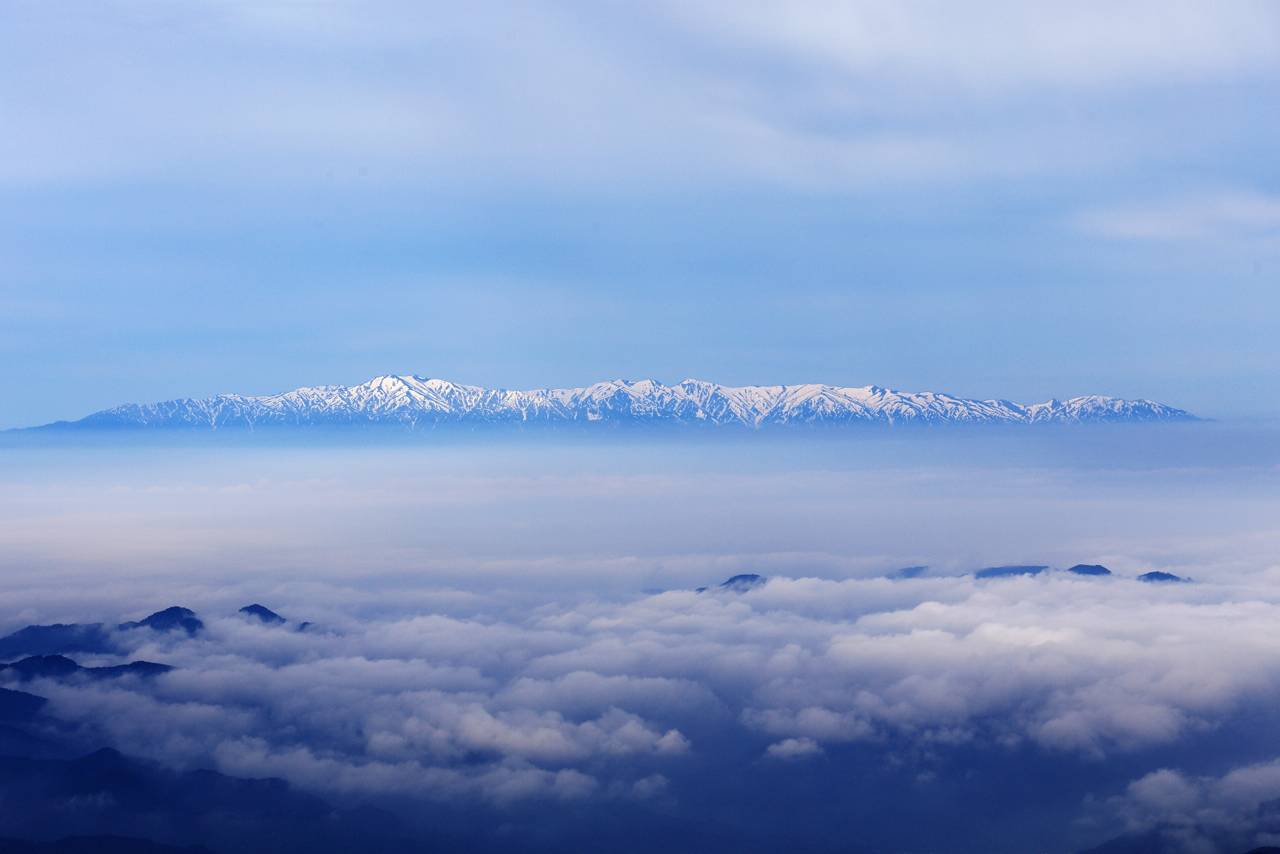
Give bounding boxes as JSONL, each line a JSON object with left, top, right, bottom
{"left": 46, "top": 375, "right": 1196, "bottom": 430}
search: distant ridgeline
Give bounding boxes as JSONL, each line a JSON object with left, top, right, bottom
{"left": 23, "top": 375, "right": 1196, "bottom": 432}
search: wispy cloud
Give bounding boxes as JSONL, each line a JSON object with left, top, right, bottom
{"left": 1075, "top": 190, "right": 1280, "bottom": 241}
{"left": 3, "top": 1, "right": 1277, "bottom": 189}
{"left": 661, "top": 0, "right": 1280, "bottom": 90}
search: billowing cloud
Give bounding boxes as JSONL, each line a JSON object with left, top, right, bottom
{"left": 764, "top": 736, "right": 824, "bottom": 761}
{"left": 1101, "top": 757, "right": 1280, "bottom": 852}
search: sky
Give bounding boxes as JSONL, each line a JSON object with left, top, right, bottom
{"left": 7, "top": 8, "right": 1280, "bottom": 850}
{"left": 2, "top": 0, "right": 1279, "bottom": 429}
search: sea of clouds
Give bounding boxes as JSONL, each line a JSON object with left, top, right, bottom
{"left": 2, "top": 428, "right": 1279, "bottom": 851}
{"left": 7, "top": 567, "right": 1280, "bottom": 852}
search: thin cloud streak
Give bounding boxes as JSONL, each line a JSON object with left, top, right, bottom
{"left": 1075, "top": 190, "right": 1280, "bottom": 241}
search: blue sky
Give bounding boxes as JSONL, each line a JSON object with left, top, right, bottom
{"left": 3, "top": 1, "right": 1279, "bottom": 428}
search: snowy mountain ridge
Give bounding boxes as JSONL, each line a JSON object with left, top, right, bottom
{"left": 36, "top": 375, "right": 1196, "bottom": 431}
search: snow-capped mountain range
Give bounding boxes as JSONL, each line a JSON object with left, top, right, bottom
{"left": 33, "top": 375, "right": 1196, "bottom": 431}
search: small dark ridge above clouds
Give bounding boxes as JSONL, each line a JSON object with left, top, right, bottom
{"left": 238, "top": 604, "right": 286, "bottom": 625}
{"left": 717, "top": 574, "right": 767, "bottom": 592}
{"left": 0, "top": 607, "right": 209, "bottom": 660}
{"left": 0, "top": 655, "right": 172, "bottom": 682}
{"left": 0, "top": 604, "right": 313, "bottom": 660}
{"left": 1068, "top": 564, "right": 1112, "bottom": 576}
{"left": 1139, "top": 571, "right": 1189, "bottom": 583}
{"left": 975, "top": 565, "right": 1049, "bottom": 579}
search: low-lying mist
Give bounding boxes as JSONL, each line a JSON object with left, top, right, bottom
{"left": 2, "top": 423, "right": 1277, "bottom": 595}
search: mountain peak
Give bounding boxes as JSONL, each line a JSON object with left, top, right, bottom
{"left": 30, "top": 376, "right": 1197, "bottom": 432}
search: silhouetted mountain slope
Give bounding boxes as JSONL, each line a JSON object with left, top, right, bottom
{"left": 0, "top": 687, "right": 46, "bottom": 722}
{"left": 0, "top": 749, "right": 415, "bottom": 854}
{"left": 0, "top": 836, "right": 211, "bottom": 853}
{"left": 0, "top": 625, "right": 115, "bottom": 659}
